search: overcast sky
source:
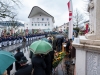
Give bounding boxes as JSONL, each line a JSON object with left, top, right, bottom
{"left": 16, "top": 0, "right": 89, "bottom": 26}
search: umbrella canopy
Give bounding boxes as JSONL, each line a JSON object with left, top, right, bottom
{"left": 0, "top": 51, "right": 16, "bottom": 75}
{"left": 29, "top": 40, "right": 52, "bottom": 54}
{"left": 42, "top": 38, "right": 48, "bottom": 42}
{"left": 56, "top": 35, "right": 64, "bottom": 38}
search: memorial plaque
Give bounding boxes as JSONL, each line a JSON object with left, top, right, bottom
{"left": 86, "top": 51, "right": 100, "bottom": 75}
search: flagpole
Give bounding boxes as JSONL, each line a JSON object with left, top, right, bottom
{"left": 67, "top": 0, "right": 73, "bottom": 39}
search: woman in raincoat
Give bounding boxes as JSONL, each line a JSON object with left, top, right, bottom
{"left": 32, "top": 54, "right": 46, "bottom": 75}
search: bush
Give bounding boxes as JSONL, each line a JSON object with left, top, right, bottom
{"left": 73, "top": 27, "right": 80, "bottom": 33}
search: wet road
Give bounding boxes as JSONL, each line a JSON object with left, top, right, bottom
{"left": 1, "top": 40, "right": 37, "bottom": 75}
{"left": 2, "top": 38, "right": 67, "bottom": 75}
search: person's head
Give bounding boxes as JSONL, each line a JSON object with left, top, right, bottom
{"left": 16, "top": 47, "right": 20, "bottom": 52}
{"left": 19, "top": 56, "right": 28, "bottom": 66}
{"left": 69, "top": 39, "right": 73, "bottom": 43}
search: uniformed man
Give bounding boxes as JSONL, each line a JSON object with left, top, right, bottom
{"left": 8, "top": 36, "right": 12, "bottom": 46}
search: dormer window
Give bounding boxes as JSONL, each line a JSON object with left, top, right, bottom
{"left": 42, "top": 18, "right": 44, "bottom": 21}
{"left": 47, "top": 18, "right": 49, "bottom": 21}
{"left": 37, "top": 18, "right": 39, "bottom": 20}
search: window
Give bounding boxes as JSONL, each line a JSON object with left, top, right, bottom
{"left": 42, "top": 18, "right": 44, "bottom": 21}
{"left": 37, "top": 18, "right": 39, "bottom": 21}
{"left": 45, "top": 24, "right": 47, "bottom": 26}
{"left": 42, "top": 24, "right": 43, "bottom": 26}
{"left": 35, "top": 24, "right": 37, "bottom": 26}
{"left": 32, "top": 24, "right": 34, "bottom": 26}
{"left": 48, "top": 24, "right": 50, "bottom": 26}
{"left": 47, "top": 18, "right": 49, "bottom": 21}
{"left": 38, "top": 24, "right": 40, "bottom": 26}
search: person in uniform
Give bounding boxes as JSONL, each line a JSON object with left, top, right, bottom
{"left": 8, "top": 36, "right": 11, "bottom": 46}
{"left": 4, "top": 36, "right": 7, "bottom": 47}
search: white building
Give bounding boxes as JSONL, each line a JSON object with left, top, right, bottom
{"left": 26, "top": 6, "right": 55, "bottom": 32}
{"left": 57, "top": 23, "right": 69, "bottom": 32}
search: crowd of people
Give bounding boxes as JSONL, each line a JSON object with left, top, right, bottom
{"left": 2, "top": 34, "right": 76, "bottom": 75}
{"left": 0, "top": 33, "right": 47, "bottom": 47}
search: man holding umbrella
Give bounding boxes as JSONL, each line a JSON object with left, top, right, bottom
{"left": 29, "top": 40, "right": 53, "bottom": 75}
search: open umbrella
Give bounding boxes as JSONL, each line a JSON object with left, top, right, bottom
{"left": 42, "top": 38, "right": 48, "bottom": 42}
{"left": 0, "top": 51, "right": 16, "bottom": 75}
{"left": 29, "top": 40, "right": 52, "bottom": 54}
{"left": 56, "top": 35, "right": 64, "bottom": 38}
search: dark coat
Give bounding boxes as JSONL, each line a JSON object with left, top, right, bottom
{"left": 15, "top": 64, "right": 32, "bottom": 75}
{"left": 32, "top": 55, "right": 46, "bottom": 75}
{"left": 7, "top": 64, "right": 13, "bottom": 75}
{"left": 29, "top": 51, "right": 35, "bottom": 62}
{"left": 70, "top": 46, "right": 76, "bottom": 58}
{"left": 49, "top": 51, "right": 54, "bottom": 71}
{"left": 14, "top": 52, "right": 24, "bottom": 70}
{"left": 44, "top": 54, "right": 52, "bottom": 75}
{"left": 52, "top": 39, "right": 56, "bottom": 50}
{"left": 56, "top": 38, "right": 62, "bottom": 46}
{"left": 56, "top": 38, "right": 62, "bottom": 52}
{"left": 66, "top": 41, "right": 70, "bottom": 53}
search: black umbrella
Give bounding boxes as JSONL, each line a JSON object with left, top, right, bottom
{"left": 56, "top": 35, "right": 64, "bottom": 38}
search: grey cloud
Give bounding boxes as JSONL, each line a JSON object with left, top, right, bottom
{"left": 16, "top": 0, "right": 87, "bottom": 26}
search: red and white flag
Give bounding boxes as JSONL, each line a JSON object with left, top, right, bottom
{"left": 67, "top": 0, "right": 73, "bottom": 39}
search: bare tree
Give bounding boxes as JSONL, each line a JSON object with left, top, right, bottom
{"left": 0, "top": 0, "right": 21, "bottom": 19}
{"left": 11, "top": 14, "right": 19, "bottom": 30}
{"left": 73, "top": 9, "right": 84, "bottom": 27}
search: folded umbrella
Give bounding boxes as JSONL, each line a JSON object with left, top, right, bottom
{"left": 0, "top": 51, "right": 16, "bottom": 75}
{"left": 29, "top": 40, "right": 52, "bottom": 54}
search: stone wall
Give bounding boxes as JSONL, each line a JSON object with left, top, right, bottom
{"left": 73, "top": 43, "right": 100, "bottom": 75}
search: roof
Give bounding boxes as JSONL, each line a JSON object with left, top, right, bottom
{"left": 58, "top": 22, "right": 69, "bottom": 28}
{"left": 84, "top": 20, "right": 89, "bottom": 23}
{"left": 0, "top": 21, "right": 24, "bottom": 26}
{"left": 28, "top": 6, "right": 55, "bottom": 23}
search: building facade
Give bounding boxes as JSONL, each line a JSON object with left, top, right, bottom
{"left": 0, "top": 21, "right": 24, "bottom": 36}
{"left": 57, "top": 23, "right": 69, "bottom": 32}
{"left": 26, "top": 6, "right": 55, "bottom": 32}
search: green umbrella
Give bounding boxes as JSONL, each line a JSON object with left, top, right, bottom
{"left": 0, "top": 51, "right": 16, "bottom": 75}
{"left": 29, "top": 40, "right": 52, "bottom": 54}
{"left": 42, "top": 38, "right": 48, "bottom": 42}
